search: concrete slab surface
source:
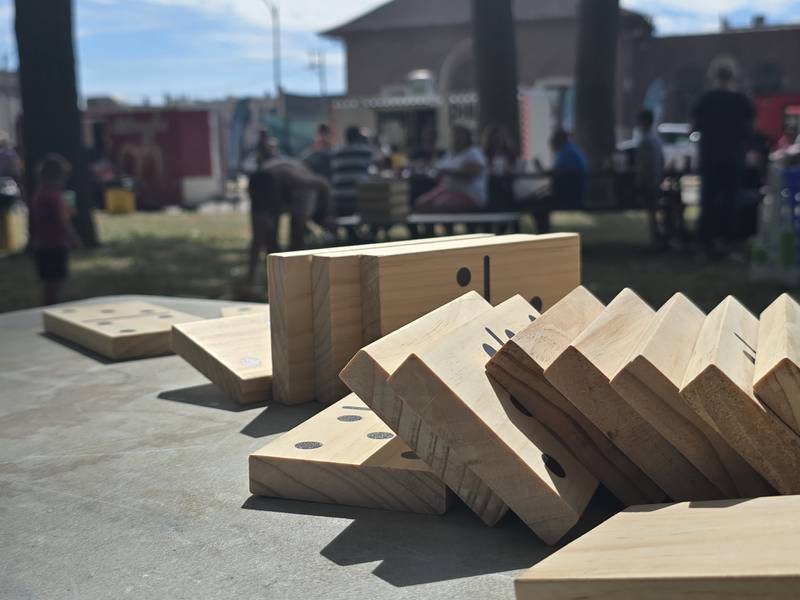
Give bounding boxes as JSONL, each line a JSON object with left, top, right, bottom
{"left": 0, "top": 295, "right": 619, "bottom": 600}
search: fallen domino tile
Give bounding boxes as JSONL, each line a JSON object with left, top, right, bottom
{"left": 310, "top": 234, "right": 492, "bottom": 405}
{"left": 360, "top": 233, "right": 581, "bottom": 342}
{"left": 171, "top": 312, "right": 272, "bottom": 405}
{"left": 487, "top": 286, "right": 664, "bottom": 506}
{"left": 340, "top": 291, "right": 509, "bottom": 526}
{"left": 43, "top": 301, "right": 200, "bottom": 360}
{"left": 754, "top": 293, "right": 800, "bottom": 436}
{"left": 515, "top": 495, "right": 800, "bottom": 600}
{"left": 681, "top": 296, "right": 800, "bottom": 494}
{"left": 545, "top": 289, "right": 719, "bottom": 502}
{"left": 389, "top": 296, "right": 599, "bottom": 544}
{"left": 269, "top": 235, "right": 490, "bottom": 405}
{"left": 219, "top": 304, "right": 269, "bottom": 317}
{"left": 249, "top": 394, "right": 451, "bottom": 514}
{"left": 611, "top": 293, "right": 773, "bottom": 499}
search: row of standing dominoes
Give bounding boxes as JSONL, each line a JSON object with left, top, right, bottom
{"left": 268, "top": 232, "right": 581, "bottom": 406}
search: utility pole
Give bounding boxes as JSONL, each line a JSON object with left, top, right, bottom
{"left": 261, "top": 0, "right": 282, "bottom": 96}
{"left": 309, "top": 51, "right": 327, "bottom": 98}
{"left": 471, "top": 0, "right": 520, "bottom": 148}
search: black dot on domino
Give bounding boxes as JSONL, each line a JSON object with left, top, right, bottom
{"left": 456, "top": 267, "right": 472, "bottom": 287}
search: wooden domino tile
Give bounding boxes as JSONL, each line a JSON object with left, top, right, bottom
{"left": 681, "top": 296, "right": 800, "bottom": 494}
{"left": 388, "top": 296, "right": 599, "bottom": 544}
{"left": 310, "top": 234, "right": 491, "bottom": 405}
{"left": 611, "top": 293, "right": 773, "bottom": 499}
{"left": 340, "top": 291, "right": 509, "bottom": 526}
{"left": 515, "top": 495, "right": 800, "bottom": 599}
{"left": 545, "top": 289, "right": 720, "bottom": 502}
{"left": 360, "top": 233, "right": 581, "bottom": 342}
{"left": 171, "top": 313, "right": 272, "bottom": 405}
{"left": 486, "top": 286, "right": 665, "bottom": 506}
{"left": 268, "top": 235, "right": 490, "bottom": 405}
{"left": 219, "top": 304, "right": 269, "bottom": 317}
{"left": 249, "top": 394, "right": 451, "bottom": 514}
{"left": 43, "top": 301, "right": 200, "bottom": 360}
{"left": 754, "top": 293, "right": 800, "bottom": 436}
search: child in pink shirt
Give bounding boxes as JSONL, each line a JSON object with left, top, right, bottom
{"left": 31, "top": 154, "right": 80, "bottom": 305}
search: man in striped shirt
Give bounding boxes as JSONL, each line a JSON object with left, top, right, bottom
{"left": 331, "top": 126, "right": 375, "bottom": 216}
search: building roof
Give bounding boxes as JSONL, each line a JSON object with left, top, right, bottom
{"left": 323, "top": 0, "right": 647, "bottom": 37}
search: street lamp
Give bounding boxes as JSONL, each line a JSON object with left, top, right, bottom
{"left": 261, "top": 0, "right": 282, "bottom": 96}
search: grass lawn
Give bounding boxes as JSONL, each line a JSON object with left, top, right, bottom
{"left": 0, "top": 207, "right": 794, "bottom": 315}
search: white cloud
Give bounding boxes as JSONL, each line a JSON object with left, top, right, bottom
{"left": 134, "top": 0, "right": 386, "bottom": 32}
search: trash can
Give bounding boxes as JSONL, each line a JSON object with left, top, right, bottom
{"left": 104, "top": 179, "right": 136, "bottom": 214}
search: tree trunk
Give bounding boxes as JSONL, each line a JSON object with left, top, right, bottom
{"left": 15, "top": 0, "right": 97, "bottom": 246}
{"left": 471, "top": 0, "right": 520, "bottom": 149}
{"left": 574, "top": 0, "right": 619, "bottom": 206}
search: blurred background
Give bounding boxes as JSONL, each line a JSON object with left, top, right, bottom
{"left": 0, "top": 0, "right": 799, "bottom": 314}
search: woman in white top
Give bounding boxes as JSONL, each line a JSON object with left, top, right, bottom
{"left": 414, "top": 125, "right": 488, "bottom": 213}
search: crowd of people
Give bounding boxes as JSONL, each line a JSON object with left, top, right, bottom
{"left": 22, "top": 63, "right": 796, "bottom": 303}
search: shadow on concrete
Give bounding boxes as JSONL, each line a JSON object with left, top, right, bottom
{"left": 239, "top": 402, "right": 321, "bottom": 439}
{"left": 242, "top": 485, "right": 621, "bottom": 587}
{"left": 158, "top": 383, "right": 255, "bottom": 413}
{"left": 38, "top": 332, "right": 116, "bottom": 365}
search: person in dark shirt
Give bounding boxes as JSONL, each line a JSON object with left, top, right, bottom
{"left": 691, "top": 64, "right": 756, "bottom": 255}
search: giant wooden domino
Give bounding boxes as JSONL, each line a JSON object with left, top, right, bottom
{"left": 681, "top": 296, "right": 800, "bottom": 494}
{"left": 544, "top": 289, "right": 720, "bottom": 502}
{"left": 310, "top": 234, "right": 492, "bottom": 405}
{"left": 611, "top": 293, "right": 773, "bottom": 499}
{"left": 486, "top": 286, "right": 665, "bottom": 506}
{"left": 268, "top": 235, "right": 489, "bottom": 405}
{"left": 43, "top": 301, "right": 200, "bottom": 360}
{"left": 515, "top": 494, "right": 800, "bottom": 599}
{"left": 754, "top": 293, "right": 800, "bottom": 436}
{"left": 360, "top": 233, "right": 581, "bottom": 342}
{"left": 219, "top": 304, "right": 269, "bottom": 317}
{"left": 340, "top": 292, "right": 509, "bottom": 526}
{"left": 171, "top": 313, "right": 272, "bottom": 405}
{"left": 388, "top": 296, "right": 599, "bottom": 545}
{"left": 249, "top": 394, "right": 451, "bottom": 514}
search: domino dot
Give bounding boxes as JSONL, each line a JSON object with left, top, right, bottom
{"left": 401, "top": 451, "right": 420, "bottom": 460}
{"left": 97, "top": 321, "right": 112, "bottom": 326}
{"left": 482, "top": 343, "right": 497, "bottom": 358}
{"left": 295, "top": 441, "right": 322, "bottom": 450}
{"left": 337, "top": 415, "right": 362, "bottom": 422}
{"left": 342, "top": 406, "right": 371, "bottom": 412}
{"left": 542, "top": 454, "right": 566, "bottom": 478}
{"left": 530, "top": 297, "right": 543, "bottom": 311}
{"left": 119, "top": 329, "right": 136, "bottom": 333}
{"left": 456, "top": 267, "right": 472, "bottom": 287}
{"left": 367, "top": 432, "right": 394, "bottom": 440}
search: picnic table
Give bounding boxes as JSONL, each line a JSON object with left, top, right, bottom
{"left": 0, "top": 295, "right": 619, "bottom": 600}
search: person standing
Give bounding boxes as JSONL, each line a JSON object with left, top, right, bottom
{"left": 331, "top": 126, "right": 374, "bottom": 217}
{"left": 691, "top": 64, "right": 755, "bottom": 256}
{"left": 635, "top": 109, "right": 665, "bottom": 244}
{"left": 30, "top": 154, "right": 81, "bottom": 305}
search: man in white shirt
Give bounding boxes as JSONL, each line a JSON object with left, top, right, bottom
{"left": 415, "top": 125, "right": 487, "bottom": 212}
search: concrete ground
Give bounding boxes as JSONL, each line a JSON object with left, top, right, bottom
{"left": 0, "top": 295, "right": 620, "bottom": 600}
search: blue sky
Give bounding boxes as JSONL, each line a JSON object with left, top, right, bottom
{"left": 0, "top": 0, "right": 798, "bottom": 103}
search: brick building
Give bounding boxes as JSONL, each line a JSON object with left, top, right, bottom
{"left": 324, "top": 0, "right": 800, "bottom": 136}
